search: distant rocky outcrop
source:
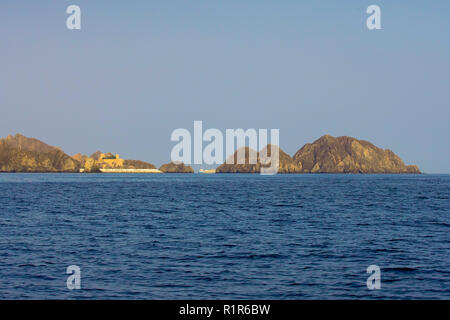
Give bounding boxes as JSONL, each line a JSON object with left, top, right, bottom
{"left": 122, "top": 160, "right": 156, "bottom": 170}
{"left": 215, "top": 145, "right": 301, "bottom": 173}
{"left": 0, "top": 134, "right": 80, "bottom": 172}
{"left": 293, "top": 135, "right": 421, "bottom": 174}
{"left": 159, "top": 161, "right": 194, "bottom": 173}
{"left": 216, "top": 136, "right": 420, "bottom": 174}
{"left": 215, "top": 147, "right": 260, "bottom": 173}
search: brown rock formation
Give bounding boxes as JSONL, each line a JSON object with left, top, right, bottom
{"left": 215, "top": 147, "right": 260, "bottom": 173}
{"left": 83, "top": 158, "right": 101, "bottom": 173}
{"left": 293, "top": 135, "right": 421, "bottom": 173}
{"left": 0, "top": 134, "right": 80, "bottom": 172}
{"left": 261, "top": 144, "right": 303, "bottom": 173}
{"left": 159, "top": 161, "right": 194, "bottom": 173}
{"left": 215, "top": 145, "right": 300, "bottom": 173}
{"left": 123, "top": 160, "right": 156, "bottom": 170}
{"left": 72, "top": 153, "right": 88, "bottom": 166}
{"left": 89, "top": 151, "right": 104, "bottom": 161}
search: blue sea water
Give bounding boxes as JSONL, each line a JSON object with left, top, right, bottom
{"left": 0, "top": 173, "right": 448, "bottom": 300}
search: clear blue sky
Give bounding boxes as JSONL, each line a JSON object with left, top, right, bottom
{"left": 0, "top": 1, "right": 449, "bottom": 172}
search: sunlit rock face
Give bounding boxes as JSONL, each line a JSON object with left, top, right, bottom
{"left": 293, "top": 135, "right": 420, "bottom": 174}
{"left": 0, "top": 134, "right": 80, "bottom": 172}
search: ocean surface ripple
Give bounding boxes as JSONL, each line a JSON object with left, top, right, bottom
{"left": 0, "top": 173, "right": 448, "bottom": 299}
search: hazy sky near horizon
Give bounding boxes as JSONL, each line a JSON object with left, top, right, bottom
{"left": 1, "top": 1, "right": 449, "bottom": 172}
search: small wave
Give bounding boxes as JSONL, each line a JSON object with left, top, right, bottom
{"left": 384, "top": 266, "right": 418, "bottom": 272}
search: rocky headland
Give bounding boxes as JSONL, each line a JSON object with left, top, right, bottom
{"left": 0, "top": 134, "right": 159, "bottom": 173}
{"left": 0, "top": 134, "right": 80, "bottom": 172}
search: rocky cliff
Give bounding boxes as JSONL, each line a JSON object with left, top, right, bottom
{"left": 159, "top": 161, "right": 194, "bottom": 173}
{"left": 293, "top": 135, "right": 420, "bottom": 173}
{"left": 0, "top": 134, "right": 80, "bottom": 172}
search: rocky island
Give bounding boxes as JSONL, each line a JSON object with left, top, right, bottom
{"left": 159, "top": 161, "right": 194, "bottom": 173}
{"left": 293, "top": 135, "right": 420, "bottom": 173}
{"left": 215, "top": 145, "right": 302, "bottom": 174}
{"left": 216, "top": 135, "right": 420, "bottom": 174}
